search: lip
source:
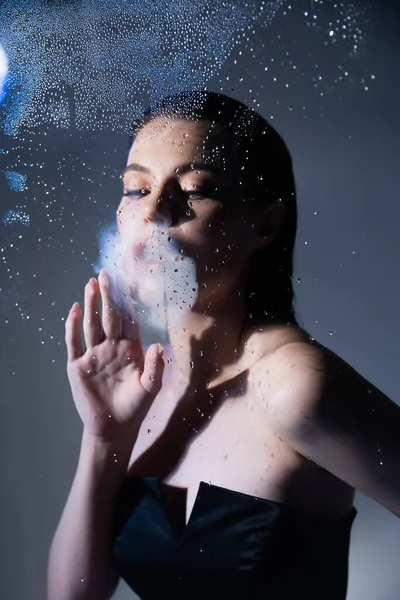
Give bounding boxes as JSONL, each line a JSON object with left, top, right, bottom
{"left": 132, "top": 240, "right": 148, "bottom": 258}
{"left": 136, "top": 259, "right": 165, "bottom": 266}
{"left": 131, "top": 238, "right": 170, "bottom": 260}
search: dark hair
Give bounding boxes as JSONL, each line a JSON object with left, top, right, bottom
{"left": 127, "top": 90, "right": 299, "bottom": 327}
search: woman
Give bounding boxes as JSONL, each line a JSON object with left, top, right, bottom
{"left": 47, "top": 91, "right": 400, "bottom": 600}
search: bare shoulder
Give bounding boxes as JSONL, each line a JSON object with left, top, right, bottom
{"left": 249, "top": 323, "right": 332, "bottom": 421}
{"left": 254, "top": 321, "right": 366, "bottom": 387}
{"left": 254, "top": 326, "right": 400, "bottom": 518}
{"left": 245, "top": 321, "right": 312, "bottom": 360}
{"left": 256, "top": 325, "right": 390, "bottom": 428}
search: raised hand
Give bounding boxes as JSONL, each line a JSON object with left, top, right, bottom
{"left": 65, "top": 269, "right": 164, "bottom": 444}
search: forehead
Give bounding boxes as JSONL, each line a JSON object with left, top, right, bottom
{"left": 127, "top": 117, "right": 231, "bottom": 172}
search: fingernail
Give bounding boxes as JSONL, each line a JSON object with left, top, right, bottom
{"left": 157, "top": 343, "right": 164, "bottom": 357}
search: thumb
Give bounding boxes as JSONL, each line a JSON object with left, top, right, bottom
{"left": 140, "top": 343, "right": 165, "bottom": 396}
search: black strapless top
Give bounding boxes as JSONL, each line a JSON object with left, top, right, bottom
{"left": 112, "top": 476, "right": 357, "bottom": 600}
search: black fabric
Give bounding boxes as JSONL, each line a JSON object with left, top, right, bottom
{"left": 112, "top": 475, "right": 357, "bottom": 599}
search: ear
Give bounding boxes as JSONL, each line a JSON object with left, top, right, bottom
{"left": 253, "top": 200, "right": 286, "bottom": 249}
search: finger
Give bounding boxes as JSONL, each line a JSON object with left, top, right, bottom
{"left": 140, "top": 343, "right": 165, "bottom": 396}
{"left": 83, "top": 278, "right": 103, "bottom": 348}
{"left": 121, "top": 310, "right": 145, "bottom": 372}
{"left": 65, "top": 302, "right": 84, "bottom": 362}
{"left": 99, "top": 269, "right": 122, "bottom": 340}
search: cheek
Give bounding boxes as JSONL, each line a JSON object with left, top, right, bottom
{"left": 116, "top": 209, "right": 123, "bottom": 232}
{"left": 207, "top": 212, "right": 243, "bottom": 250}
{"left": 116, "top": 203, "right": 139, "bottom": 233}
{"left": 181, "top": 220, "right": 241, "bottom": 268}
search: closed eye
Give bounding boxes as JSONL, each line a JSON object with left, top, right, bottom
{"left": 185, "top": 191, "right": 206, "bottom": 198}
{"left": 122, "top": 189, "right": 218, "bottom": 199}
{"left": 184, "top": 187, "right": 220, "bottom": 199}
{"left": 122, "top": 189, "right": 147, "bottom": 197}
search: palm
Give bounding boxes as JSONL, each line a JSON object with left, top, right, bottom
{"left": 69, "top": 338, "right": 148, "bottom": 434}
{"left": 65, "top": 271, "right": 163, "bottom": 441}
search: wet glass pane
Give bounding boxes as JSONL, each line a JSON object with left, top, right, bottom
{"left": 0, "top": 2, "right": 399, "bottom": 599}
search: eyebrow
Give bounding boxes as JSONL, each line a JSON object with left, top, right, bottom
{"left": 121, "top": 162, "right": 224, "bottom": 178}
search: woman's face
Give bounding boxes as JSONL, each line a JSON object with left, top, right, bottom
{"left": 116, "top": 117, "right": 262, "bottom": 296}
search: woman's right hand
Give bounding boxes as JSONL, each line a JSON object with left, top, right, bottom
{"left": 65, "top": 269, "right": 165, "bottom": 444}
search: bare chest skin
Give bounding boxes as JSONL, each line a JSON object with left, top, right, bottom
{"left": 127, "top": 326, "right": 355, "bottom": 537}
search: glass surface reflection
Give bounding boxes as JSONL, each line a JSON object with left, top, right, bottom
{"left": 0, "top": 2, "right": 399, "bottom": 600}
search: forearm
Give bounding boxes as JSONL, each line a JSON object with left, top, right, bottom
{"left": 46, "top": 431, "right": 135, "bottom": 600}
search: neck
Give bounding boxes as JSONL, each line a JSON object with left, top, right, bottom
{"left": 163, "top": 283, "right": 251, "bottom": 392}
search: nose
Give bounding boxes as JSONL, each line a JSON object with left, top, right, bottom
{"left": 142, "top": 181, "right": 179, "bottom": 226}
{"left": 142, "top": 196, "right": 169, "bottom": 225}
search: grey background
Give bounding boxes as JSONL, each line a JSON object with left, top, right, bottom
{"left": 0, "top": 1, "right": 399, "bottom": 599}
